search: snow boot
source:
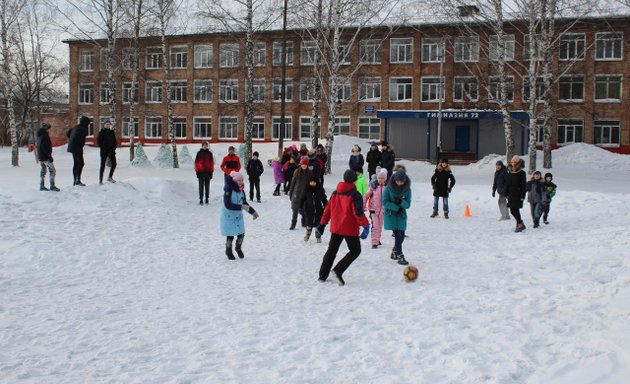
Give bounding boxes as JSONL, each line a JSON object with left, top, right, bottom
{"left": 225, "top": 238, "right": 236, "bottom": 260}
{"left": 316, "top": 236, "right": 322, "bottom": 243}
{"left": 304, "top": 227, "right": 312, "bottom": 241}
{"left": 205, "top": 198, "right": 209, "bottom": 205}
{"left": 289, "top": 219, "right": 297, "bottom": 230}
{"left": 332, "top": 270, "right": 345, "bottom": 286}
{"left": 108, "top": 177, "right": 116, "bottom": 183}
{"left": 397, "top": 254, "right": 409, "bottom": 265}
{"left": 390, "top": 250, "right": 399, "bottom": 260}
{"left": 444, "top": 211, "right": 449, "bottom": 219}
{"left": 514, "top": 223, "right": 526, "bottom": 233}
{"left": 235, "top": 235, "right": 245, "bottom": 259}
{"left": 40, "top": 184, "right": 49, "bottom": 191}
{"left": 49, "top": 185, "right": 60, "bottom": 192}
{"left": 430, "top": 210, "right": 438, "bottom": 218}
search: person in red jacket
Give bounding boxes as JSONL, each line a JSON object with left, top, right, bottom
{"left": 194, "top": 141, "right": 215, "bottom": 205}
{"left": 220, "top": 146, "right": 241, "bottom": 177}
{"left": 316, "top": 169, "right": 370, "bottom": 286}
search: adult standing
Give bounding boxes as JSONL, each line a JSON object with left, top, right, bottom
{"left": 506, "top": 155, "right": 527, "bottom": 232}
{"left": 492, "top": 160, "right": 510, "bottom": 220}
{"left": 67, "top": 115, "right": 90, "bottom": 186}
{"left": 220, "top": 146, "right": 241, "bottom": 177}
{"left": 430, "top": 158, "right": 456, "bottom": 219}
{"left": 96, "top": 119, "right": 118, "bottom": 185}
{"left": 246, "top": 151, "right": 264, "bottom": 203}
{"left": 365, "top": 141, "right": 382, "bottom": 181}
{"left": 348, "top": 144, "right": 364, "bottom": 173}
{"left": 194, "top": 141, "right": 214, "bottom": 205}
{"left": 35, "top": 123, "right": 60, "bottom": 191}
{"left": 383, "top": 167, "right": 412, "bottom": 265}
{"left": 380, "top": 140, "right": 396, "bottom": 181}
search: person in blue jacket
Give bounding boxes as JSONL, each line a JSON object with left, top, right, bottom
{"left": 382, "top": 165, "right": 412, "bottom": 265}
{"left": 220, "top": 171, "right": 259, "bottom": 260}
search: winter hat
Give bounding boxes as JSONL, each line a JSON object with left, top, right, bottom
{"left": 103, "top": 118, "right": 111, "bottom": 125}
{"left": 393, "top": 171, "right": 407, "bottom": 182}
{"left": 533, "top": 171, "right": 542, "bottom": 176}
{"left": 42, "top": 123, "right": 51, "bottom": 130}
{"left": 377, "top": 168, "right": 388, "bottom": 180}
{"left": 316, "top": 144, "right": 325, "bottom": 151}
{"left": 299, "top": 156, "right": 309, "bottom": 166}
{"left": 511, "top": 155, "right": 520, "bottom": 163}
{"left": 291, "top": 144, "right": 297, "bottom": 149}
{"left": 352, "top": 144, "right": 361, "bottom": 153}
{"left": 79, "top": 116, "right": 91, "bottom": 126}
{"left": 253, "top": 151, "right": 259, "bottom": 157}
{"left": 230, "top": 171, "right": 244, "bottom": 182}
{"left": 440, "top": 158, "right": 449, "bottom": 164}
{"left": 370, "top": 141, "right": 377, "bottom": 147}
{"left": 544, "top": 172, "right": 553, "bottom": 179}
{"left": 343, "top": 169, "right": 358, "bottom": 183}
{"left": 496, "top": 160, "right": 504, "bottom": 167}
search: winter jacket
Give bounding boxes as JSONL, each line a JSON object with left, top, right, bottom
{"left": 365, "top": 148, "right": 382, "bottom": 175}
{"left": 526, "top": 179, "right": 547, "bottom": 204}
{"left": 271, "top": 159, "right": 285, "bottom": 184}
{"left": 97, "top": 128, "right": 117, "bottom": 155}
{"left": 431, "top": 164, "right": 456, "bottom": 197}
{"left": 383, "top": 172, "right": 412, "bottom": 231}
{"left": 289, "top": 167, "right": 313, "bottom": 211}
{"left": 220, "top": 176, "right": 256, "bottom": 236}
{"left": 246, "top": 159, "right": 264, "bottom": 181}
{"left": 67, "top": 116, "right": 90, "bottom": 153}
{"left": 381, "top": 145, "right": 396, "bottom": 172}
{"left": 320, "top": 181, "right": 369, "bottom": 237}
{"left": 315, "top": 151, "right": 327, "bottom": 174}
{"left": 35, "top": 128, "right": 53, "bottom": 162}
{"left": 308, "top": 155, "right": 321, "bottom": 181}
{"left": 506, "top": 160, "right": 527, "bottom": 209}
{"left": 194, "top": 148, "right": 214, "bottom": 177}
{"left": 492, "top": 165, "right": 509, "bottom": 197}
{"left": 348, "top": 153, "right": 364, "bottom": 173}
{"left": 303, "top": 178, "right": 328, "bottom": 227}
{"left": 542, "top": 181, "right": 557, "bottom": 202}
{"left": 283, "top": 158, "right": 297, "bottom": 185}
{"left": 355, "top": 173, "right": 368, "bottom": 196}
{"left": 363, "top": 181, "right": 385, "bottom": 214}
{"left": 220, "top": 154, "right": 241, "bottom": 175}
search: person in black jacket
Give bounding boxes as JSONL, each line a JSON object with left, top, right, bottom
{"left": 303, "top": 176, "right": 328, "bottom": 242}
{"left": 35, "top": 123, "right": 60, "bottom": 191}
{"left": 246, "top": 151, "right": 264, "bottom": 202}
{"left": 430, "top": 158, "right": 456, "bottom": 219}
{"left": 492, "top": 160, "right": 510, "bottom": 220}
{"left": 67, "top": 115, "right": 90, "bottom": 186}
{"left": 97, "top": 119, "right": 118, "bottom": 184}
{"left": 380, "top": 141, "right": 396, "bottom": 181}
{"left": 365, "top": 141, "right": 382, "bottom": 181}
{"left": 506, "top": 155, "right": 527, "bottom": 232}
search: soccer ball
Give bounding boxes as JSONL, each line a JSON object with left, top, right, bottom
{"left": 403, "top": 265, "right": 419, "bottom": 282}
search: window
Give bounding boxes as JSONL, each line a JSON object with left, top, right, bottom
{"left": 272, "top": 116, "right": 292, "bottom": 140}
{"left": 219, "top": 116, "right": 238, "bottom": 139}
{"left": 334, "top": 116, "right": 351, "bottom": 136}
{"left": 173, "top": 117, "right": 187, "bottom": 139}
{"left": 390, "top": 38, "right": 413, "bottom": 63}
{"left": 122, "top": 48, "right": 138, "bottom": 70}
{"left": 194, "top": 79, "right": 212, "bottom": 103}
{"left": 272, "top": 41, "right": 293, "bottom": 66}
{"left": 422, "top": 38, "right": 444, "bottom": 63}
{"left": 99, "top": 48, "right": 109, "bottom": 70}
{"left": 99, "top": 83, "right": 112, "bottom": 105}
{"left": 453, "top": 77, "right": 478, "bottom": 102}
{"left": 169, "top": 80, "right": 188, "bottom": 102}
{"left": 523, "top": 34, "right": 543, "bottom": 61}
{"left": 220, "top": 43, "right": 239, "bottom": 68}
{"left": 252, "top": 116, "right": 265, "bottom": 140}
{"left": 337, "top": 43, "right": 351, "bottom": 65}
{"left": 252, "top": 79, "right": 265, "bottom": 102}
{"left": 332, "top": 77, "right": 351, "bottom": 102}
{"left": 145, "top": 116, "right": 162, "bottom": 138}
{"left": 389, "top": 78, "right": 413, "bottom": 102}
{"left": 301, "top": 40, "right": 317, "bottom": 66}
{"left": 194, "top": 44, "right": 213, "bottom": 68}
{"left": 254, "top": 42, "right": 266, "bottom": 67}
{"left": 454, "top": 36, "right": 479, "bottom": 62}
{"left": 272, "top": 78, "right": 293, "bottom": 101}
{"left": 122, "top": 117, "right": 139, "bottom": 138}
{"left": 146, "top": 47, "right": 163, "bottom": 69}
{"left": 300, "top": 78, "right": 316, "bottom": 102}
{"left": 193, "top": 117, "right": 212, "bottom": 139}
{"left": 219, "top": 79, "right": 239, "bottom": 102}
{"left": 358, "top": 117, "right": 380, "bottom": 140}
{"left": 593, "top": 120, "right": 620, "bottom": 146}
{"left": 559, "top": 75, "right": 584, "bottom": 101}
{"left": 169, "top": 46, "right": 188, "bottom": 69}
{"left": 489, "top": 34, "right": 515, "bottom": 61}
{"left": 488, "top": 76, "right": 514, "bottom": 103}
{"left": 595, "top": 32, "right": 622, "bottom": 60}
{"left": 534, "top": 119, "right": 544, "bottom": 144}
{"left": 421, "top": 77, "right": 443, "bottom": 102}
{"left": 122, "top": 82, "right": 139, "bottom": 104}
{"left": 557, "top": 119, "right": 583, "bottom": 144}
{"left": 559, "top": 33, "right": 585, "bottom": 61}
{"left": 78, "top": 83, "right": 94, "bottom": 104}
{"left": 145, "top": 81, "right": 162, "bottom": 103}
{"left": 594, "top": 75, "right": 621, "bottom": 101}
{"left": 360, "top": 40, "right": 381, "bottom": 64}
{"left": 78, "top": 50, "right": 94, "bottom": 71}
{"left": 523, "top": 76, "right": 546, "bottom": 102}
{"left": 359, "top": 77, "right": 381, "bottom": 101}
{"left": 300, "top": 116, "right": 311, "bottom": 139}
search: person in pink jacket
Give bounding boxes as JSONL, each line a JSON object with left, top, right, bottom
{"left": 363, "top": 168, "right": 388, "bottom": 249}
{"left": 271, "top": 157, "right": 285, "bottom": 196}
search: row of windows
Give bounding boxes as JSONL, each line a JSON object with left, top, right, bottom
{"left": 77, "top": 74, "right": 623, "bottom": 104}
{"left": 82, "top": 116, "right": 381, "bottom": 141}
{"left": 531, "top": 119, "right": 622, "bottom": 146}
{"left": 77, "top": 31, "right": 624, "bottom": 71}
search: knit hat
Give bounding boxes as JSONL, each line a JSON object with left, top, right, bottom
{"left": 299, "top": 157, "right": 309, "bottom": 166}
{"left": 316, "top": 144, "right": 325, "bottom": 151}
{"left": 253, "top": 151, "right": 259, "bottom": 157}
{"left": 230, "top": 171, "right": 244, "bottom": 182}
{"left": 343, "top": 169, "right": 358, "bottom": 183}
{"left": 377, "top": 168, "right": 388, "bottom": 179}
{"left": 496, "top": 160, "right": 504, "bottom": 167}
{"left": 511, "top": 155, "right": 520, "bottom": 163}
{"left": 393, "top": 171, "right": 406, "bottom": 182}
{"left": 291, "top": 144, "right": 297, "bottom": 149}
{"left": 544, "top": 172, "right": 553, "bottom": 179}
{"left": 42, "top": 123, "right": 51, "bottom": 130}
{"left": 440, "top": 158, "right": 449, "bottom": 164}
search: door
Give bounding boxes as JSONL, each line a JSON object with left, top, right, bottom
{"left": 455, "top": 125, "right": 470, "bottom": 152}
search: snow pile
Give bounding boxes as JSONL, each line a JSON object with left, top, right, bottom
{"left": 552, "top": 142, "right": 630, "bottom": 170}
{"left": 130, "top": 143, "right": 152, "bottom": 167}
{"left": 178, "top": 145, "right": 194, "bottom": 165}
{"left": 153, "top": 143, "right": 174, "bottom": 168}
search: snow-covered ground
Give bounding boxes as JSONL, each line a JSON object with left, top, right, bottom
{"left": 1, "top": 138, "right": 629, "bottom": 383}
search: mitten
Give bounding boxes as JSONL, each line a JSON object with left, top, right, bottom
{"left": 492, "top": 191, "right": 496, "bottom": 197}
{"left": 448, "top": 187, "right": 452, "bottom": 193}
{"left": 252, "top": 211, "right": 259, "bottom": 220}
{"left": 316, "top": 224, "right": 326, "bottom": 236}
{"left": 360, "top": 226, "right": 370, "bottom": 240}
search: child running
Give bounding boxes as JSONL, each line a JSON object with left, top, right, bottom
{"left": 363, "top": 168, "right": 388, "bottom": 249}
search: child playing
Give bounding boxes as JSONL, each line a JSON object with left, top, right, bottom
{"left": 541, "top": 172, "right": 557, "bottom": 224}
{"left": 246, "top": 151, "right": 264, "bottom": 202}
{"left": 526, "top": 171, "right": 547, "bottom": 228}
{"left": 220, "top": 171, "right": 259, "bottom": 259}
{"left": 363, "top": 168, "right": 388, "bottom": 249}
{"left": 383, "top": 167, "right": 412, "bottom": 265}
{"left": 288, "top": 157, "right": 313, "bottom": 230}
{"left": 354, "top": 169, "right": 368, "bottom": 196}
{"left": 430, "top": 158, "right": 456, "bottom": 219}
{"left": 303, "top": 176, "right": 328, "bottom": 242}
{"left": 271, "top": 157, "right": 285, "bottom": 196}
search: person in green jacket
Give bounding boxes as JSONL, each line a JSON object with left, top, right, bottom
{"left": 382, "top": 165, "right": 412, "bottom": 265}
{"left": 354, "top": 169, "right": 368, "bottom": 196}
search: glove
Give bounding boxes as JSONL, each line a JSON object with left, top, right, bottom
{"left": 316, "top": 224, "right": 326, "bottom": 236}
{"left": 252, "top": 211, "right": 259, "bottom": 220}
{"left": 492, "top": 191, "right": 496, "bottom": 197}
{"left": 360, "top": 226, "right": 370, "bottom": 240}
{"left": 448, "top": 187, "right": 452, "bottom": 193}
{"left": 241, "top": 204, "right": 250, "bottom": 212}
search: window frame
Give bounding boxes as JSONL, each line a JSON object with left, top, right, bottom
{"left": 193, "top": 116, "right": 212, "bottom": 139}
{"left": 272, "top": 116, "right": 293, "bottom": 140}
{"left": 145, "top": 81, "right": 162, "bottom": 103}
{"left": 454, "top": 36, "right": 479, "bottom": 62}
{"left": 219, "top": 116, "right": 239, "bottom": 139}
{"left": 390, "top": 37, "right": 413, "bottom": 64}
{"left": 488, "top": 76, "right": 514, "bottom": 103}
{"left": 358, "top": 116, "right": 381, "bottom": 140}
{"left": 334, "top": 116, "right": 351, "bottom": 136}
{"left": 272, "top": 41, "right": 293, "bottom": 66}
{"left": 78, "top": 83, "right": 95, "bottom": 104}
{"left": 389, "top": 77, "right": 413, "bottom": 102}
{"left": 489, "top": 34, "right": 515, "bottom": 62}
{"left": 122, "top": 82, "right": 139, "bottom": 104}
{"left": 169, "top": 45, "right": 188, "bottom": 69}
{"left": 121, "top": 117, "right": 139, "bottom": 138}
{"left": 559, "top": 33, "right": 586, "bottom": 61}
{"left": 145, "top": 116, "right": 163, "bottom": 138}
{"left": 422, "top": 38, "right": 444, "bottom": 63}
{"left": 251, "top": 116, "right": 265, "bottom": 140}
{"left": 595, "top": 32, "right": 623, "bottom": 61}
{"left": 558, "top": 75, "right": 584, "bottom": 102}
{"left": 358, "top": 76, "right": 381, "bottom": 102}
{"left": 593, "top": 120, "right": 620, "bottom": 146}
{"left": 594, "top": 75, "right": 622, "bottom": 102}
{"left": 272, "top": 78, "right": 293, "bottom": 102}
{"left": 172, "top": 116, "right": 187, "bottom": 139}
{"left": 99, "top": 82, "right": 112, "bottom": 105}
{"left": 453, "top": 76, "right": 479, "bottom": 102}
{"left": 300, "top": 40, "right": 317, "bottom": 66}
{"left": 421, "top": 76, "right": 444, "bottom": 102}
{"left": 299, "top": 116, "right": 312, "bottom": 140}
{"left": 145, "top": 46, "right": 163, "bottom": 69}
{"left": 557, "top": 119, "right": 584, "bottom": 145}
{"left": 194, "top": 44, "right": 213, "bottom": 68}
{"left": 359, "top": 39, "right": 381, "bottom": 64}
{"left": 193, "top": 79, "right": 213, "bottom": 103}
{"left": 219, "top": 79, "right": 239, "bottom": 103}
{"left": 169, "top": 80, "right": 188, "bottom": 103}
{"left": 78, "top": 49, "right": 94, "bottom": 72}
{"left": 220, "top": 43, "right": 240, "bottom": 68}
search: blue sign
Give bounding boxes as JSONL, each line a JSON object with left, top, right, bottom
{"left": 364, "top": 105, "right": 376, "bottom": 114}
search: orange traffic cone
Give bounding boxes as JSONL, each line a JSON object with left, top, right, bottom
{"left": 464, "top": 204, "right": 472, "bottom": 217}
